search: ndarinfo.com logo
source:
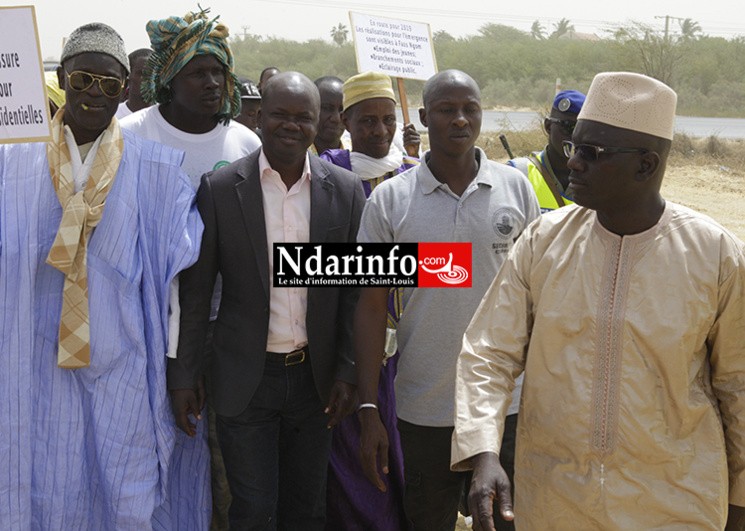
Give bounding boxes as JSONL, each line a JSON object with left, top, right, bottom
{"left": 273, "top": 243, "right": 472, "bottom": 288}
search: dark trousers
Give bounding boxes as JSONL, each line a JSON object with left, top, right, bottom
{"left": 398, "top": 414, "right": 518, "bottom": 531}
{"left": 216, "top": 355, "right": 332, "bottom": 531}
{"left": 203, "top": 321, "right": 232, "bottom": 531}
{"left": 398, "top": 419, "right": 467, "bottom": 531}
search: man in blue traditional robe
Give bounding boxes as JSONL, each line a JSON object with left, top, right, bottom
{"left": 0, "top": 23, "right": 203, "bottom": 530}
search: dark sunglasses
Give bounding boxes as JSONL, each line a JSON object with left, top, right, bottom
{"left": 65, "top": 70, "right": 124, "bottom": 98}
{"left": 548, "top": 117, "right": 576, "bottom": 134}
{"left": 563, "top": 141, "right": 648, "bottom": 162}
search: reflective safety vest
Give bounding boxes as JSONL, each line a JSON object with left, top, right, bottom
{"left": 526, "top": 160, "right": 573, "bottom": 213}
{"left": 510, "top": 154, "right": 573, "bottom": 214}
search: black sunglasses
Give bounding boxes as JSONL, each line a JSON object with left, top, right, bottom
{"left": 548, "top": 117, "right": 577, "bottom": 134}
{"left": 65, "top": 70, "right": 124, "bottom": 98}
{"left": 563, "top": 141, "right": 648, "bottom": 162}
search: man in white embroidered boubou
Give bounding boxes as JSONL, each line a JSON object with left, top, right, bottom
{"left": 452, "top": 72, "right": 745, "bottom": 531}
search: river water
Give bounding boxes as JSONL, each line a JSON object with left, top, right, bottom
{"left": 398, "top": 110, "right": 745, "bottom": 139}
{"left": 482, "top": 111, "right": 745, "bottom": 139}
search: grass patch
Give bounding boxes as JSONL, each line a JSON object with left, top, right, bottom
{"left": 668, "top": 133, "right": 745, "bottom": 170}
{"left": 419, "top": 124, "right": 745, "bottom": 172}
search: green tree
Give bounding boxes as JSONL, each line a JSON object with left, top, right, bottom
{"left": 613, "top": 21, "right": 686, "bottom": 86}
{"left": 330, "top": 23, "right": 348, "bottom": 46}
{"left": 550, "top": 18, "right": 575, "bottom": 39}
{"left": 433, "top": 30, "right": 455, "bottom": 44}
{"left": 679, "top": 18, "right": 702, "bottom": 41}
{"left": 231, "top": 35, "right": 356, "bottom": 82}
{"left": 477, "top": 23, "right": 529, "bottom": 42}
{"left": 531, "top": 20, "right": 546, "bottom": 40}
{"left": 229, "top": 21, "right": 745, "bottom": 118}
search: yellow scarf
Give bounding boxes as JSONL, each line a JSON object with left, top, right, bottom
{"left": 46, "top": 107, "right": 123, "bottom": 368}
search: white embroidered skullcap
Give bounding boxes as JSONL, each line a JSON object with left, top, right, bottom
{"left": 578, "top": 72, "right": 677, "bottom": 140}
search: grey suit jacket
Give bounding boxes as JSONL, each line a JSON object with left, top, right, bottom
{"left": 168, "top": 150, "right": 366, "bottom": 417}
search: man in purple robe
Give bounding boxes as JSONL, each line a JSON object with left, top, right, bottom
{"left": 321, "top": 71, "right": 420, "bottom": 531}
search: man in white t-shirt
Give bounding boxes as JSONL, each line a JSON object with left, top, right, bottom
{"left": 119, "top": 9, "right": 260, "bottom": 530}
{"left": 120, "top": 12, "right": 260, "bottom": 187}
{"left": 115, "top": 48, "right": 152, "bottom": 120}
{"left": 121, "top": 98, "right": 259, "bottom": 187}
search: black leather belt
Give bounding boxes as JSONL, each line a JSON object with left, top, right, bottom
{"left": 267, "top": 347, "right": 306, "bottom": 366}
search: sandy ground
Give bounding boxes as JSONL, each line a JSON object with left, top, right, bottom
{"left": 455, "top": 514, "right": 472, "bottom": 530}
{"left": 662, "top": 158, "right": 745, "bottom": 240}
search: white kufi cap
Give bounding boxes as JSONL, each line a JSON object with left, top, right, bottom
{"left": 578, "top": 72, "right": 677, "bottom": 140}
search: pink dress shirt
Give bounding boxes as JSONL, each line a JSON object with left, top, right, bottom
{"left": 259, "top": 148, "right": 311, "bottom": 353}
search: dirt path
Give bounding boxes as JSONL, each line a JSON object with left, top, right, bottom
{"left": 663, "top": 159, "right": 745, "bottom": 240}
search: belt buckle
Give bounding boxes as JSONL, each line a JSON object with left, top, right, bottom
{"left": 285, "top": 349, "right": 305, "bottom": 366}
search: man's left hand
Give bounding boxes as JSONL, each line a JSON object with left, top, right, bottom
{"left": 469, "top": 451, "right": 514, "bottom": 531}
{"left": 402, "top": 123, "right": 420, "bottom": 158}
{"left": 325, "top": 380, "right": 357, "bottom": 428}
{"left": 727, "top": 504, "right": 745, "bottom": 530}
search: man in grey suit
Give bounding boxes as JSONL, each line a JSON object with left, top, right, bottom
{"left": 168, "top": 72, "right": 366, "bottom": 530}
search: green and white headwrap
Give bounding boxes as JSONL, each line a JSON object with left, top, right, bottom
{"left": 142, "top": 7, "right": 241, "bottom": 124}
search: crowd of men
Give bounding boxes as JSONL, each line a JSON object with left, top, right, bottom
{"left": 1, "top": 7, "right": 744, "bottom": 531}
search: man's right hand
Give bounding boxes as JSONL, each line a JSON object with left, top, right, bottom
{"left": 358, "top": 407, "right": 390, "bottom": 492}
{"left": 170, "top": 387, "right": 203, "bottom": 438}
{"left": 468, "top": 451, "right": 514, "bottom": 531}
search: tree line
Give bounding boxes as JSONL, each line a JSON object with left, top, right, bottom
{"left": 230, "top": 20, "right": 745, "bottom": 118}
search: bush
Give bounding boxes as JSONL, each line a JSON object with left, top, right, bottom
{"left": 229, "top": 25, "right": 745, "bottom": 118}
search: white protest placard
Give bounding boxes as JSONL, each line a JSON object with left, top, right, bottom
{"left": 0, "top": 5, "right": 52, "bottom": 144}
{"left": 349, "top": 12, "right": 437, "bottom": 81}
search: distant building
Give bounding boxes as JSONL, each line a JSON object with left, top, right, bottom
{"left": 559, "top": 31, "right": 601, "bottom": 41}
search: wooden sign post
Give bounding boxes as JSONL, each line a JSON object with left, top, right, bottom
{"left": 396, "top": 78, "right": 410, "bottom": 124}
